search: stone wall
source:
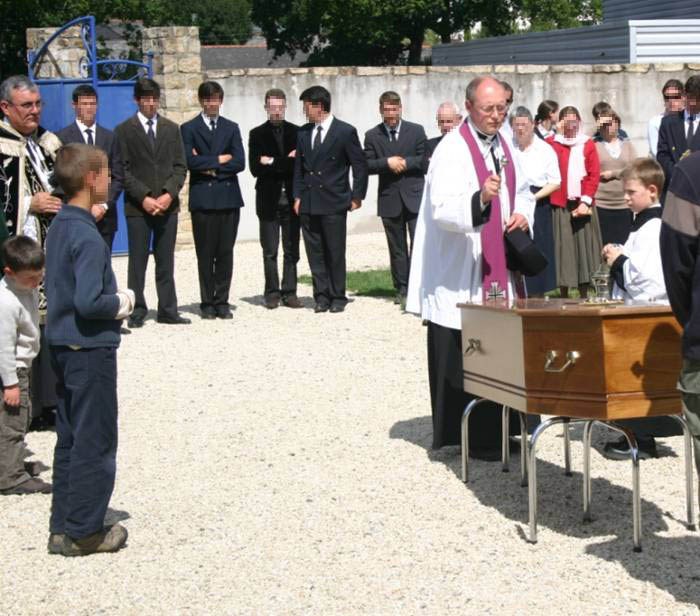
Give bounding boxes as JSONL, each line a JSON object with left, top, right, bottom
{"left": 207, "top": 63, "right": 698, "bottom": 243}
{"left": 26, "top": 26, "right": 85, "bottom": 79}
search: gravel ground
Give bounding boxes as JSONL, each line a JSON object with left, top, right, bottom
{"left": 1, "top": 231, "right": 699, "bottom": 615}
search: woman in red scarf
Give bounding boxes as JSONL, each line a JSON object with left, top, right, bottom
{"left": 547, "top": 106, "right": 603, "bottom": 298}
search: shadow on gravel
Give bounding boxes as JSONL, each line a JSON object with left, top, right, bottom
{"left": 177, "top": 303, "right": 238, "bottom": 316}
{"left": 239, "top": 295, "right": 314, "bottom": 309}
{"left": 104, "top": 508, "right": 131, "bottom": 526}
{"left": 390, "top": 415, "right": 699, "bottom": 606}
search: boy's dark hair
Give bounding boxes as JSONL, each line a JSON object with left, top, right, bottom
{"left": 685, "top": 75, "right": 700, "bottom": 99}
{"left": 265, "top": 88, "right": 286, "bottom": 104}
{"left": 662, "top": 79, "right": 684, "bottom": 95}
{"left": 299, "top": 86, "right": 331, "bottom": 112}
{"left": 53, "top": 143, "right": 108, "bottom": 199}
{"left": 198, "top": 81, "right": 224, "bottom": 100}
{"left": 621, "top": 157, "right": 665, "bottom": 194}
{"left": 134, "top": 77, "right": 161, "bottom": 100}
{"left": 72, "top": 84, "right": 97, "bottom": 103}
{"left": 592, "top": 101, "right": 612, "bottom": 119}
{"left": 1, "top": 235, "right": 44, "bottom": 272}
{"left": 379, "top": 91, "right": 401, "bottom": 107}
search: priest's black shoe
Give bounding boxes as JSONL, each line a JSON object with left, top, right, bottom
{"left": 603, "top": 436, "right": 657, "bottom": 460}
{"left": 127, "top": 314, "right": 144, "bottom": 328}
{"left": 156, "top": 314, "right": 191, "bottom": 325}
{"left": 314, "top": 303, "right": 329, "bottom": 313}
{"left": 329, "top": 304, "right": 345, "bottom": 313}
{"left": 201, "top": 306, "right": 217, "bottom": 320}
{"left": 263, "top": 296, "right": 279, "bottom": 310}
{"left": 215, "top": 306, "right": 233, "bottom": 319}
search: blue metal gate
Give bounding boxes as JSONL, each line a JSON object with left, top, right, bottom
{"left": 28, "top": 16, "right": 153, "bottom": 255}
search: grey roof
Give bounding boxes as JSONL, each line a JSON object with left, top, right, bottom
{"left": 201, "top": 45, "right": 310, "bottom": 70}
{"left": 603, "top": 0, "right": 700, "bottom": 21}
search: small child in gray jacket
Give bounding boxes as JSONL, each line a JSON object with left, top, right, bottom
{"left": 0, "top": 236, "right": 51, "bottom": 495}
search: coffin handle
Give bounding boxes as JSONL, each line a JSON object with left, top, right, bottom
{"left": 464, "top": 338, "right": 481, "bottom": 356}
{"left": 544, "top": 350, "right": 580, "bottom": 372}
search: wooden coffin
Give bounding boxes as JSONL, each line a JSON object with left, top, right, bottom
{"left": 458, "top": 299, "right": 683, "bottom": 420}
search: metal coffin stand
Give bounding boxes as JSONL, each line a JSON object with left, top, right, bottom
{"left": 458, "top": 298, "right": 696, "bottom": 551}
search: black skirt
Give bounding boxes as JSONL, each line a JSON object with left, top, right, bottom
{"left": 525, "top": 193, "right": 557, "bottom": 295}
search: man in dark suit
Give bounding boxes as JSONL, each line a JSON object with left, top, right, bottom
{"left": 657, "top": 75, "right": 700, "bottom": 203}
{"left": 249, "top": 88, "right": 301, "bottom": 309}
{"left": 114, "top": 78, "right": 189, "bottom": 327}
{"left": 56, "top": 84, "right": 123, "bottom": 252}
{"left": 364, "top": 91, "right": 426, "bottom": 307}
{"left": 425, "top": 101, "right": 463, "bottom": 160}
{"left": 181, "top": 81, "right": 244, "bottom": 320}
{"left": 293, "top": 85, "right": 368, "bottom": 313}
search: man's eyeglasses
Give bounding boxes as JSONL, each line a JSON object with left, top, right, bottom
{"left": 9, "top": 100, "right": 42, "bottom": 111}
{"left": 664, "top": 93, "right": 683, "bottom": 101}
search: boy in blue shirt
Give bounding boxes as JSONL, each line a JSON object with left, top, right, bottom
{"left": 45, "top": 143, "right": 134, "bottom": 556}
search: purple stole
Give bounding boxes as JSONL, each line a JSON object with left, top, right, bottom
{"left": 459, "top": 121, "right": 518, "bottom": 299}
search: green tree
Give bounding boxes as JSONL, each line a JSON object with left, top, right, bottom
{"left": 251, "top": 0, "right": 523, "bottom": 66}
{"left": 519, "top": 0, "right": 602, "bottom": 32}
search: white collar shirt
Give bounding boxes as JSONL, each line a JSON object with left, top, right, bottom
{"left": 75, "top": 118, "right": 96, "bottom": 144}
{"left": 137, "top": 111, "right": 157, "bottom": 137}
{"left": 201, "top": 112, "right": 219, "bottom": 130}
{"left": 383, "top": 120, "right": 402, "bottom": 141}
{"left": 313, "top": 114, "right": 334, "bottom": 145}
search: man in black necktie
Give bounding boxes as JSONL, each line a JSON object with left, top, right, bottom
{"left": 292, "top": 85, "right": 368, "bottom": 313}
{"left": 115, "top": 78, "right": 189, "bottom": 327}
{"left": 657, "top": 75, "right": 700, "bottom": 203}
{"left": 56, "top": 85, "right": 124, "bottom": 251}
{"left": 364, "top": 91, "right": 427, "bottom": 308}
{"left": 248, "top": 88, "right": 301, "bottom": 309}
{"left": 180, "top": 81, "right": 245, "bottom": 320}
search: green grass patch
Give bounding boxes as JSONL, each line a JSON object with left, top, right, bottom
{"left": 299, "top": 268, "right": 395, "bottom": 298}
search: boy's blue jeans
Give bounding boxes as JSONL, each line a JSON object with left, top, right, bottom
{"left": 49, "top": 346, "right": 118, "bottom": 539}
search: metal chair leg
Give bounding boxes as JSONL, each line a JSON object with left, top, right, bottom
{"left": 502, "top": 406, "right": 511, "bottom": 473}
{"left": 528, "top": 417, "right": 571, "bottom": 544}
{"left": 586, "top": 421, "right": 642, "bottom": 552}
{"left": 461, "top": 398, "right": 485, "bottom": 483}
{"left": 519, "top": 411, "right": 529, "bottom": 487}
{"left": 582, "top": 420, "right": 594, "bottom": 522}
{"left": 563, "top": 420, "right": 572, "bottom": 476}
{"left": 671, "top": 414, "right": 697, "bottom": 531}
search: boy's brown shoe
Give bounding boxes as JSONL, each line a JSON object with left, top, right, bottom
{"left": 61, "top": 523, "right": 128, "bottom": 557}
{"left": 0, "top": 477, "right": 52, "bottom": 495}
{"left": 47, "top": 533, "right": 64, "bottom": 554}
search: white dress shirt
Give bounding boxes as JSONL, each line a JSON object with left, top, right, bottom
{"left": 201, "top": 112, "right": 219, "bottom": 130}
{"left": 313, "top": 114, "right": 334, "bottom": 145}
{"left": 647, "top": 113, "right": 663, "bottom": 157}
{"left": 137, "top": 111, "right": 158, "bottom": 137}
{"left": 684, "top": 109, "right": 699, "bottom": 138}
{"left": 75, "top": 118, "right": 97, "bottom": 144}
{"left": 383, "top": 120, "right": 402, "bottom": 141}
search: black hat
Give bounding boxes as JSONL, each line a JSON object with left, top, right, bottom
{"left": 504, "top": 228, "right": 548, "bottom": 277}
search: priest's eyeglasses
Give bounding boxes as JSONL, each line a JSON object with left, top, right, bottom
{"left": 476, "top": 104, "right": 507, "bottom": 116}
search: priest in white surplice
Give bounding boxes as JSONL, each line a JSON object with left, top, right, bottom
{"left": 406, "top": 77, "right": 535, "bottom": 459}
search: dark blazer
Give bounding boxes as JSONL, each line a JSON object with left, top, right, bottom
{"left": 292, "top": 117, "right": 368, "bottom": 215}
{"left": 180, "top": 114, "right": 245, "bottom": 211}
{"left": 363, "top": 120, "right": 426, "bottom": 218}
{"left": 249, "top": 120, "right": 298, "bottom": 219}
{"left": 425, "top": 136, "right": 442, "bottom": 159}
{"left": 56, "top": 122, "right": 124, "bottom": 234}
{"left": 114, "top": 114, "right": 187, "bottom": 217}
{"left": 657, "top": 111, "right": 700, "bottom": 196}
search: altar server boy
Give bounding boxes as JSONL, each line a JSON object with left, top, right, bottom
{"left": 602, "top": 158, "right": 667, "bottom": 302}
{"left": 601, "top": 157, "right": 680, "bottom": 459}
{"left": 45, "top": 143, "right": 135, "bottom": 556}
